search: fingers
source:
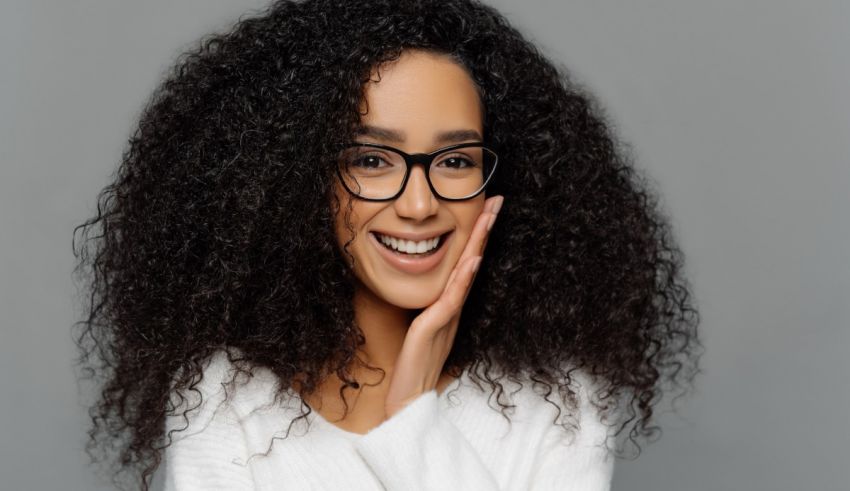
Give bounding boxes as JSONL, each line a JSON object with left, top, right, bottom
{"left": 457, "top": 195, "right": 503, "bottom": 266}
{"left": 445, "top": 257, "right": 479, "bottom": 308}
{"left": 442, "top": 195, "right": 503, "bottom": 298}
{"left": 425, "top": 255, "right": 481, "bottom": 327}
{"left": 458, "top": 255, "right": 483, "bottom": 305}
{"left": 478, "top": 196, "right": 502, "bottom": 259}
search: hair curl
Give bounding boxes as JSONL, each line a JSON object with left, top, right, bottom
{"left": 72, "top": 0, "right": 703, "bottom": 489}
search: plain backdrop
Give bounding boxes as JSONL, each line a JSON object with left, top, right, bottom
{"left": 1, "top": 1, "right": 847, "bottom": 490}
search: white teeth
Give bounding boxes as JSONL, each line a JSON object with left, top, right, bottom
{"left": 376, "top": 233, "right": 441, "bottom": 254}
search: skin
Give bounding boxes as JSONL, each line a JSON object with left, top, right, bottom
{"left": 310, "top": 49, "right": 504, "bottom": 433}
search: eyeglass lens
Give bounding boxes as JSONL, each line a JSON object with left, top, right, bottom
{"left": 338, "top": 145, "right": 497, "bottom": 199}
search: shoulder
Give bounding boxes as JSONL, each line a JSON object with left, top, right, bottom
{"left": 162, "top": 348, "right": 266, "bottom": 489}
{"left": 453, "top": 362, "right": 617, "bottom": 448}
{"left": 529, "top": 363, "right": 617, "bottom": 438}
{"left": 165, "top": 347, "right": 282, "bottom": 436}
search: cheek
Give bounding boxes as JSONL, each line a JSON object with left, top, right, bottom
{"left": 453, "top": 201, "right": 486, "bottom": 236}
{"left": 331, "top": 190, "right": 376, "bottom": 264}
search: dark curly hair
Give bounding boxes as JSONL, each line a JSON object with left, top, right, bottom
{"left": 72, "top": 0, "right": 703, "bottom": 489}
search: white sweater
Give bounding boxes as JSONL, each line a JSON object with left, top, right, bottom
{"left": 162, "top": 348, "right": 616, "bottom": 490}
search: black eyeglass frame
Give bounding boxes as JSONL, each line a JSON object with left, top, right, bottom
{"left": 334, "top": 141, "right": 500, "bottom": 202}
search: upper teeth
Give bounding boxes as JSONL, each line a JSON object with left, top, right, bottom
{"left": 376, "top": 233, "right": 442, "bottom": 254}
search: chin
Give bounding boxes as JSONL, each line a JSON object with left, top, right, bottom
{"left": 379, "top": 286, "right": 443, "bottom": 310}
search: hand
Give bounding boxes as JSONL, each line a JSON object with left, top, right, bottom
{"left": 383, "top": 194, "right": 504, "bottom": 418}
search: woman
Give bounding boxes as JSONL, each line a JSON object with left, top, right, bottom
{"left": 72, "top": 0, "right": 702, "bottom": 490}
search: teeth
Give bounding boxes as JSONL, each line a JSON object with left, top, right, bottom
{"left": 376, "top": 233, "right": 441, "bottom": 254}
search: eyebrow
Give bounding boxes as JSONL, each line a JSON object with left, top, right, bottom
{"left": 353, "top": 125, "right": 483, "bottom": 145}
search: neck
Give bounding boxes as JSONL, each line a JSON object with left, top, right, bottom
{"left": 351, "top": 283, "right": 417, "bottom": 377}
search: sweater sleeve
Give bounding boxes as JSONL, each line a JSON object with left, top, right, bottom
{"left": 162, "top": 362, "right": 255, "bottom": 490}
{"left": 353, "top": 389, "right": 500, "bottom": 491}
{"left": 527, "top": 423, "right": 615, "bottom": 491}
{"left": 527, "top": 371, "right": 617, "bottom": 491}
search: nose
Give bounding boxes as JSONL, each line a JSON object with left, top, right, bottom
{"left": 393, "top": 163, "right": 439, "bottom": 221}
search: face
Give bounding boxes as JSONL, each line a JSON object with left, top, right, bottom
{"left": 332, "top": 49, "right": 486, "bottom": 310}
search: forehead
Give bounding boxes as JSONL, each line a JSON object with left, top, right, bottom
{"left": 358, "top": 51, "right": 483, "bottom": 141}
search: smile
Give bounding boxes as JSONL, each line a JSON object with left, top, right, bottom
{"left": 374, "top": 232, "right": 444, "bottom": 255}
{"left": 369, "top": 230, "right": 453, "bottom": 274}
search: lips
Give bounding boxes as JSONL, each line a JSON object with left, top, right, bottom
{"left": 369, "top": 230, "right": 453, "bottom": 274}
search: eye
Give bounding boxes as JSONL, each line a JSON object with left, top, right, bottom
{"left": 351, "top": 154, "right": 390, "bottom": 169}
{"left": 341, "top": 148, "right": 399, "bottom": 171}
{"left": 436, "top": 154, "right": 478, "bottom": 169}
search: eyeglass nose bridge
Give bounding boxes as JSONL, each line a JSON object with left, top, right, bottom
{"left": 403, "top": 151, "right": 437, "bottom": 168}
{"left": 396, "top": 151, "right": 439, "bottom": 198}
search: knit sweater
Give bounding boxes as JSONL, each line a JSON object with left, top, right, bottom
{"left": 162, "top": 348, "right": 616, "bottom": 490}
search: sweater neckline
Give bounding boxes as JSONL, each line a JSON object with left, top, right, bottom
{"left": 305, "top": 366, "right": 468, "bottom": 439}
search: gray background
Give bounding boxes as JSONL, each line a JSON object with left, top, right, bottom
{"left": 1, "top": 1, "right": 847, "bottom": 490}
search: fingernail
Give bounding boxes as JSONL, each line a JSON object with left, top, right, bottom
{"left": 493, "top": 196, "right": 504, "bottom": 215}
{"left": 487, "top": 212, "right": 497, "bottom": 232}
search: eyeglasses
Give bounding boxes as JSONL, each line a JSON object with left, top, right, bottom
{"left": 335, "top": 142, "right": 499, "bottom": 201}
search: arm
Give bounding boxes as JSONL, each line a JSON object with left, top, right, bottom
{"left": 354, "top": 389, "right": 500, "bottom": 491}
{"left": 162, "top": 371, "right": 254, "bottom": 490}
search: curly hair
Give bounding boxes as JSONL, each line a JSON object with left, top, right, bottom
{"left": 72, "top": 0, "right": 703, "bottom": 489}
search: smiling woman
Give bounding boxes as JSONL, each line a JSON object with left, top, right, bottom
{"left": 71, "top": 0, "right": 703, "bottom": 490}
